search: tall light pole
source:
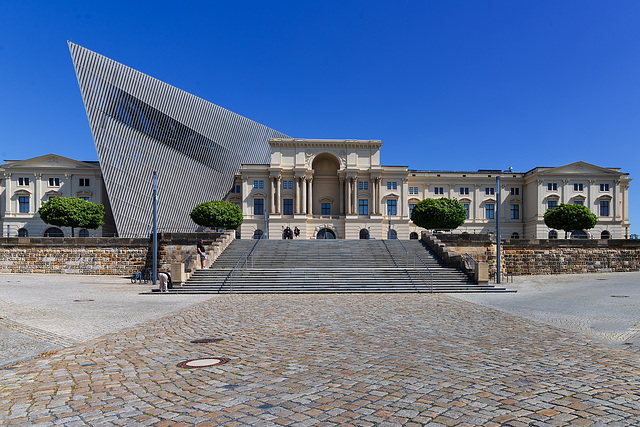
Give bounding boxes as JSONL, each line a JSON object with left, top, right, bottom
{"left": 496, "top": 174, "right": 501, "bottom": 284}
{"left": 152, "top": 171, "right": 158, "bottom": 287}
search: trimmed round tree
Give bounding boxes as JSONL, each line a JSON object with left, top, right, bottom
{"left": 411, "top": 198, "right": 467, "bottom": 231}
{"left": 544, "top": 203, "right": 597, "bottom": 238}
{"left": 38, "top": 197, "right": 105, "bottom": 237}
{"left": 190, "top": 200, "right": 243, "bottom": 230}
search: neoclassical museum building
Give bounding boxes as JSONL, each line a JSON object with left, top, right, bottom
{"left": 228, "top": 138, "right": 631, "bottom": 240}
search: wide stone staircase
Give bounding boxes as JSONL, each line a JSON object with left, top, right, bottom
{"left": 174, "top": 239, "right": 514, "bottom": 293}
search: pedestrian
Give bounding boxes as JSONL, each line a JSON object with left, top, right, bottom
{"left": 158, "top": 271, "right": 169, "bottom": 292}
{"left": 294, "top": 226, "right": 300, "bottom": 238}
{"left": 197, "top": 239, "right": 207, "bottom": 268}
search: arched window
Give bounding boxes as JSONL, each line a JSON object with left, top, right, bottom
{"left": 388, "top": 229, "right": 397, "bottom": 239}
{"left": 18, "top": 228, "right": 28, "bottom": 237}
{"left": 510, "top": 232, "right": 519, "bottom": 239}
{"left": 409, "top": 232, "right": 419, "bottom": 240}
{"left": 359, "top": 229, "right": 370, "bottom": 239}
{"left": 571, "top": 230, "right": 588, "bottom": 239}
{"left": 601, "top": 230, "right": 611, "bottom": 240}
{"left": 548, "top": 230, "right": 558, "bottom": 239}
{"left": 79, "top": 229, "right": 90, "bottom": 237}
{"left": 44, "top": 227, "right": 64, "bottom": 237}
{"left": 253, "top": 229, "right": 263, "bottom": 239}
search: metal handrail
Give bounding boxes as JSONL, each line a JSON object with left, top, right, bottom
{"left": 394, "top": 239, "right": 410, "bottom": 267}
{"left": 463, "top": 253, "right": 478, "bottom": 275}
{"left": 181, "top": 253, "right": 193, "bottom": 274}
{"left": 413, "top": 252, "right": 434, "bottom": 293}
{"left": 248, "top": 231, "right": 267, "bottom": 268}
{"left": 224, "top": 250, "right": 249, "bottom": 294}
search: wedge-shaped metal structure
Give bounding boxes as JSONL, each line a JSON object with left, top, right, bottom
{"left": 69, "top": 42, "right": 288, "bottom": 237}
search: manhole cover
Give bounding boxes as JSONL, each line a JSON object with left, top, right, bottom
{"left": 177, "top": 357, "right": 229, "bottom": 368}
{"left": 191, "top": 338, "right": 223, "bottom": 344}
{"left": 73, "top": 299, "right": 95, "bottom": 302}
{"left": 611, "top": 295, "right": 630, "bottom": 298}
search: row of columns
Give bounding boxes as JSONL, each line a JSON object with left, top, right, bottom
{"left": 340, "top": 176, "right": 384, "bottom": 215}
{"left": 269, "top": 176, "right": 314, "bottom": 215}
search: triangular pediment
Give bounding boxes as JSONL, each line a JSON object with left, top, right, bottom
{"left": 537, "top": 161, "right": 622, "bottom": 177}
{"left": 3, "top": 154, "right": 99, "bottom": 171}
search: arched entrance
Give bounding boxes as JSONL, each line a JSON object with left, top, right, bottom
{"left": 571, "top": 230, "right": 588, "bottom": 239}
{"left": 359, "top": 229, "right": 370, "bottom": 239}
{"left": 601, "top": 230, "right": 611, "bottom": 239}
{"left": 409, "top": 232, "right": 419, "bottom": 240}
{"left": 253, "top": 229, "right": 263, "bottom": 239}
{"left": 44, "top": 227, "right": 64, "bottom": 237}
{"left": 311, "top": 153, "right": 340, "bottom": 216}
{"left": 388, "top": 229, "right": 397, "bottom": 239}
{"left": 317, "top": 228, "right": 336, "bottom": 239}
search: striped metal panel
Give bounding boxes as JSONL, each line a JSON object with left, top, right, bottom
{"left": 68, "top": 42, "right": 288, "bottom": 237}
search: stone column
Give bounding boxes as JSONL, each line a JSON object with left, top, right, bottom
{"left": 371, "top": 178, "right": 377, "bottom": 215}
{"left": 614, "top": 180, "right": 620, "bottom": 219}
{"left": 401, "top": 178, "right": 408, "bottom": 218}
{"left": 562, "top": 179, "right": 570, "bottom": 204}
{"left": 354, "top": 177, "right": 359, "bottom": 215}
{"left": 270, "top": 177, "right": 276, "bottom": 214}
{"left": 473, "top": 184, "right": 480, "bottom": 220}
{"left": 302, "top": 177, "right": 307, "bottom": 215}
{"left": 34, "top": 173, "right": 42, "bottom": 213}
{"left": 588, "top": 180, "right": 596, "bottom": 216}
{"left": 295, "top": 177, "right": 301, "bottom": 214}
{"left": 339, "top": 177, "right": 344, "bottom": 215}
{"left": 308, "top": 178, "right": 313, "bottom": 215}
{"left": 4, "top": 173, "right": 12, "bottom": 215}
{"left": 275, "top": 176, "right": 281, "bottom": 214}
{"left": 346, "top": 178, "right": 352, "bottom": 215}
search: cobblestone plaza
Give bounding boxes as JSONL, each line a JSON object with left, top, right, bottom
{"left": 1, "top": 273, "right": 640, "bottom": 425}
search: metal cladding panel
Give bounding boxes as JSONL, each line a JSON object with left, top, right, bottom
{"left": 68, "top": 42, "right": 288, "bottom": 236}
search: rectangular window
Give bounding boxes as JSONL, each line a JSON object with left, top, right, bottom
{"left": 485, "top": 188, "right": 495, "bottom": 195}
{"left": 387, "top": 182, "right": 391, "bottom": 190}
{"left": 254, "top": 180, "right": 259, "bottom": 189}
{"left": 288, "top": 181, "right": 293, "bottom": 189}
{"left": 548, "top": 200, "right": 557, "bottom": 210}
{"left": 80, "top": 197, "right": 90, "bottom": 202}
{"left": 283, "top": 199, "right": 293, "bottom": 215}
{"left": 392, "top": 182, "right": 397, "bottom": 190}
{"left": 409, "top": 203, "right": 415, "bottom": 218}
{"left": 254, "top": 198, "right": 264, "bottom": 215}
{"left": 49, "top": 177, "right": 60, "bottom": 187}
{"left": 510, "top": 188, "right": 519, "bottom": 195}
{"left": 464, "top": 204, "right": 470, "bottom": 219}
{"left": 18, "top": 196, "right": 29, "bottom": 213}
{"left": 510, "top": 204, "right": 519, "bottom": 219}
{"left": 600, "top": 183, "right": 609, "bottom": 191}
{"left": 434, "top": 187, "right": 444, "bottom": 195}
{"left": 18, "top": 177, "right": 30, "bottom": 186}
{"left": 235, "top": 185, "right": 241, "bottom": 193}
{"left": 413, "top": 187, "right": 418, "bottom": 194}
{"left": 548, "top": 183, "right": 558, "bottom": 191}
{"left": 321, "top": 202, "right": 331, "bottom": 216}
{"left": 485, "top": 204, "right": 494, "bottom": 219}
{"left": 259, "top": 181, "right": 264, "bottom": 189}
{"left": 409, "top": 187, "right": 413, "bottom": 195}
{"left": 387, "top": 200, "right": 397, "bottom": 216}
{"left": 574, "top": 183, "right": 583, "bottom": 191}
{"left": 358, "top": 181, "right": 369, "bottom": 190}
{"left": 600, "top": 200, "right": 609, "bottom": 216}
{"left": 79, "top": 178, "right": 90, "bottom": 187}
{"left": 573, "top": 200, "right": 583, "bottom": 205}
{"left": 459, "top": 187, "right": 469, "bottom": 195}
{"left": 359, "top": 199, "right": 368, "bottom": 215}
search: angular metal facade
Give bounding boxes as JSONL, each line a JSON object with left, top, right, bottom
{"left": 68, "top": 42, "right": 288, "bottom": 237}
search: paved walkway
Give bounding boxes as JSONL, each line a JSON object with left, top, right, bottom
{"left": 1, "top": 273, "right": 640, "bottom": 425}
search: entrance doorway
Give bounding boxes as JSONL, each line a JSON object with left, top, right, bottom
{"left": 317, "top": 228, "right": 336, "bottom": 239}
{"left": 359, "top": 229, "right": 370, "bottom": 239}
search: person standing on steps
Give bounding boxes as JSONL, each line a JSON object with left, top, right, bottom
{"left": 158, "top": 271, "right": 169, "bottom": 292}
{"left": 197, "top": 239, "right": 207, "bottom": 268}
{"left": 294, "top": 226, "right": 300, "bottom": 238}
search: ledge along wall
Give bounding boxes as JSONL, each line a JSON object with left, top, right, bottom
{"left": 424, "top": 233, "right": 640, "bottom": 276}
{"left": 0, "top": 232, "right": 229, "bottom": 276}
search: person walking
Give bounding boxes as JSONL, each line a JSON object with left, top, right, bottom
{"left": 197, "top": 239, "right": 207, "bottom": 268}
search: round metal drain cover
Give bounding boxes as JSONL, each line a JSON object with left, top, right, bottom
{"left": 177, "top": 357, "right": 229, "bottom": 368}
{"left": 191, "top": 338, "right": 223, "bottom": 344}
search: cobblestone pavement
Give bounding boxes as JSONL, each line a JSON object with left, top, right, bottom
{"left": 2, "top": 285, "right": 640, "bottom": 425}
{"left": 452, "top": 271, "right": 640, "bottom": 354}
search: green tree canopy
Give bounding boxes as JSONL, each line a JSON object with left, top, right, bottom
{"left": 411, "top": 198, "right": 467, "bottom": 231}
{"left": 38, "top": 197, "right": 105, "bottom": 237}
{"left": 543, "top": 203, "right": 597, "bottom": 238}
{"left": 190, "top": 200, "right": 243, "bottom": 230}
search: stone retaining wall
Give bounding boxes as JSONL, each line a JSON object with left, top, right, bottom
{"left": 425, "top": 233, "right": 640, "bottom": 276}
{"left": 0, "top": 232, "right": 229, "bottom": 276}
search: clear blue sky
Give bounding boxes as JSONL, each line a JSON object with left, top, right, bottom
{"left": 2, "top": 1, "right": 639, "bottom": 233}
